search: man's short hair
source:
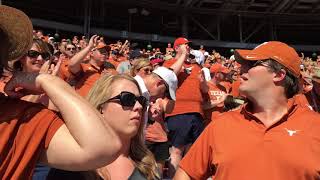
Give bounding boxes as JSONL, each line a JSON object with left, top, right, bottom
{"left": 264, "top": 59, "right": 300, "bottom": 98}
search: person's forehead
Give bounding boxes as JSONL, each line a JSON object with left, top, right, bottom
{"left": 30, "top": 43, "right": 41, "bottom": 50}
{"left": 97, "top": 48, "right": 108, "bottom": 54}
{"left": 111, "top": 79, "right": 140, "bottom": 96}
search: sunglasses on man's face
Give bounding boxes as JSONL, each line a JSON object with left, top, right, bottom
{"left": 27, "top": 50, "right": 51, "bottom": 60}
{"left": 240, "top": 60, "right": 270, "bottom": 72}
{"left": 66, "top": 47, "right": 76, "bottom": 51}
{"left": 99, "top": 91, "right": 147, "bottom": 109}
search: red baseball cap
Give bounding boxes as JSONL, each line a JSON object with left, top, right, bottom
{"left": 235, "top": 41, "right": 300, "bottom": 77}
{"left": 150, "top": 58, "right": 164, "bottom": 65}
{"left": 173, "top": 37, "right": 191, "bottom": 49}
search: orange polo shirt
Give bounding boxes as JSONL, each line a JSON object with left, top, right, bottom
{"left": 74, "top": 63, "right": 102, "bottom": 97}
{"left": 295, "top": 92, "right": 320, "bottom": 113}
{"left": 180, "top": 97, "right": 320, "bottom": 180}
{"left": 231, "top": 78, "right": 241, "bottom": 97}
{"left": 0, "top": 95, "right": 63, "bottom": 179}
{"left": 58, "top": 57, "right": 74, "bottom": 83}
{"left": 163, "top": 59, "right": 204, "bottom": 117}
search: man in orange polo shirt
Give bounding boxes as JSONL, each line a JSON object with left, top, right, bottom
{"left": 174, "top": 41, "right": 320, "bottom": 180}
{"left": 163, "top": 37, "right": 208, "bottom": 178}
{"left": 68, "top": 35, "right": 111, "bottom": 96}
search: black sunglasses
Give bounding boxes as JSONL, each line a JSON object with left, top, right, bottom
{"left": 27, "top": 50, "right": 51, "bottom": 60}
{"left": 241, "top": 60, "right": 270, "bottom": 71}
{"left": 66, "top": 47, "right": 76, "bottom": 51}
{"left": 99, "top": 91, "right": 147, "bottom": 109}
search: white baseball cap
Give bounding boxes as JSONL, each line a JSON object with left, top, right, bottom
{"left": 153, "top": 67, "right": 178, "bottom": 100}
{"left": 190, "top": 50, "right": 205, "bottom": 65}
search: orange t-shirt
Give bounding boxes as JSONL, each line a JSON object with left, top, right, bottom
{"left": 145, "top": 120, "right": 168, "bottom": 143}
{"left": 180, "top": 97, "right": 320, "bottom": 180}
{"left": 74, "top": 63, "right": 102, "bottom": 97}
{"left": 203, "top": 81, "right": 229, "bottom": 122}
{"left": 163, "top": 59, "right": 204, "bottom": 117}
{"left": 0, "top": 95, "right": 63, "bottom": 179}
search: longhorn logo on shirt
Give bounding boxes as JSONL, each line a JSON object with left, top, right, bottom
{"left": 284, "top": 128, "right": 301, "bottom": 136}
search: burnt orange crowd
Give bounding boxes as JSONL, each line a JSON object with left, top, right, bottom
{"left": 1, "top": 5, "right": 320, "bottom": 180}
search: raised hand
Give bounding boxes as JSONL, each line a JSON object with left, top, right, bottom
{"left": 88, "top": 35, "right": 99, "bottom": 49}
{"left": 179, "top": 44, "right": 189, "bottom": 56}
{"left": 39, "top": 59, "right": 62, "bottom": 76}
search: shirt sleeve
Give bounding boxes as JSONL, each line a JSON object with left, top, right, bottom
{"left": 163, "top": 59, "right": 175, "bottom": 68}
{"left": 179, "top": 122, "right": 215, "bottom": 179}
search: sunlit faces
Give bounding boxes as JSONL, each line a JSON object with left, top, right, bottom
{"left": 239, "top": 61, "right": 274, "bottom": 97}
{"left": 65, "top": 44, "right": 76, "bottom": 58}
{"left": 20, "top": 43, "right": 48, "bottom": 73}
{"left": 137, "top": 66, "right": 153, "bottom": 78}
{"left": 101, "top": 79, "right": 144, "bottom": 139}
{"left": 92, "top": 48, "right": 109, "bottom": 64}
{"left": 148, "top": 76, "right": 167, "bottom": 101}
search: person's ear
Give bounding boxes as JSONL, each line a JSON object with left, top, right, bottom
{"left": 174, "top": 45, "right": 179, "bottom": 52}
{"left": 155, "top": 79, "right": 162, "bottom": 87}
{"left": 156, "top": 79, "right": 165, "bottom": 88}
{"left": 273, "top": 69, "right": 286, "bottom": 82}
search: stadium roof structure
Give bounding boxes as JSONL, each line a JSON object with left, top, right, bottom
{"left": 3, "top": 0, "right": 320, "bottom": 51}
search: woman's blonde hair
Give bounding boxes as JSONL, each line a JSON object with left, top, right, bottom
{"left": 130, "top": 58, "right": 152, "bottom": 77}
{"left": 86, "top": 74, "right": 160, "bottom": 180}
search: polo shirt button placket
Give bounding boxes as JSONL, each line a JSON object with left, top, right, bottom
{"left": 263, "top": 129, "right": 273, "bottom": 143}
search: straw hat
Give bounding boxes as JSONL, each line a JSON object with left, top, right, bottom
{"left": 0, "top": 5, "right": 33, "bottom": 62}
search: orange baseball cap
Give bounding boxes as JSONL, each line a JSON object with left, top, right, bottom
{"left": 96, "top": 42, "right": 111, "bottom": 52}
{"left": 173, "top": 37, "right": 191, "bottom": 49}
{"left": 235, "top": 41, "right": 300, "bottom": 77}
{"left": 210, "top": 63, "right": 230, "bottom": 74}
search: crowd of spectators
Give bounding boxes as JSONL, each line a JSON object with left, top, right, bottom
{"left": 1, "top": 5, "right": 320, "bottom": 180}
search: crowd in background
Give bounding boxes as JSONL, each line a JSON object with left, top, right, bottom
{"left": 1, "top": 5, "right": 320, "bottom": 180}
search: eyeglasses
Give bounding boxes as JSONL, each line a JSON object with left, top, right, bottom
{"left": 241, "top": 60, "right": 270, "bottom": 71}
{"left": 99, "top": 91, "right": 147, "bottom": 109}
{"left": 27, "top": 50, "right": 51, "bottom": 60}
{"left": 66, "top": 47, "right": 76, "bottom": 51}
{"left": 140, "top": 67, "right": 153, "bottom": 74}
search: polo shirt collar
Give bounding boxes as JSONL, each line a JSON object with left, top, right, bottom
{"left": 241, "top": 97, "right": 298, "bottom": 125}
